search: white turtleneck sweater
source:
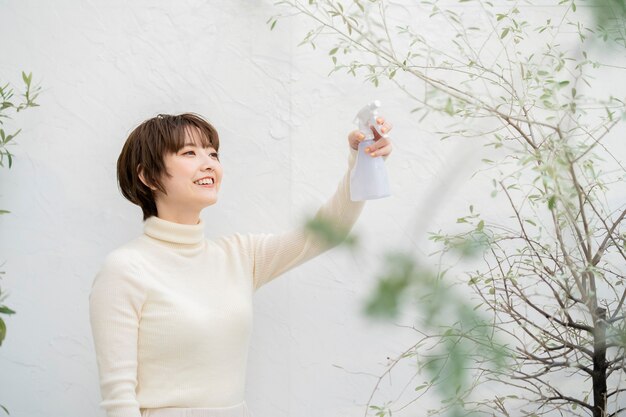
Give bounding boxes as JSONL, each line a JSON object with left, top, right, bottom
{"left": 89, "top": 147, "right": 388, "bottom": 417}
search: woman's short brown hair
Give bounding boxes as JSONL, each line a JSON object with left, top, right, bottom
{"left": 117, "top": 112, "right": 220, "bottom": 221}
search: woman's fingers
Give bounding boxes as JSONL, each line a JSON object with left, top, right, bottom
{"left": 348, "top": 117, "right": 394, "bottom": 153}
{"left": 349, "top": 130, "right": 364, "bottom": 143}
{"left": 376, "top": 117, "right": 393, "bottom": 131}
{"left": 365, "top": 137, "right": 392, "bottom": 157}
{"left": 348, "top": 130, "right": 365, "bottom": 150}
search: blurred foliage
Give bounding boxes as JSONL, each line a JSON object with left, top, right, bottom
{"left": 275, "top": 0, "right": 626, "bottom": 416}
{"left": 305, "top": 215, "right": 359, "bottom": 249}
{"left": 0, "top": 70, "right": 41, "bottom": 416}
{"left": 0, "top": 71, "right": 40, "bottom": 173}
{"left": 590, "top": 0, "right": 626, "bottom": 38}
{"left": 0, "top": 70, "right": 39, "bottom": 343}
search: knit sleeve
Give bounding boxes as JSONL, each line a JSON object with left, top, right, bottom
{"left": 245, "top": 147, "right": 389, "bottom": 291}
{"left": 89, "top": 251, "right": 146, "bottom": 417}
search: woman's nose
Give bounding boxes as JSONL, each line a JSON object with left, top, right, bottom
{"left": 200, "top": 154, "right": 217, "bottom": 169}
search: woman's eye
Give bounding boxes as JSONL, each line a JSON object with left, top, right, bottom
{"left": 183, "top": 150, "right": 219, "bottom": 160}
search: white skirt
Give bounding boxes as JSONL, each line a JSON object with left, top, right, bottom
{"left": 141, "top": 401, "right": 252, "bottom": 417}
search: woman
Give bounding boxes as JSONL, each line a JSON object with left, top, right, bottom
{"left": 88, "top": 112, "right": 393, "bottom": 417}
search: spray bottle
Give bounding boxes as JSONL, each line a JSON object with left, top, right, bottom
{"left": 350, "top": 100, "right": 391, "bottom": 201}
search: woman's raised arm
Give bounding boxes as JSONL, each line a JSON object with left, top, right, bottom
{"left": 242, "top": 132, "right": 391, "bottom": 291}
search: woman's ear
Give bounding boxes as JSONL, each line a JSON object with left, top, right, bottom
{"left": 137, "top": 164, "right": 157, "bottom": 191}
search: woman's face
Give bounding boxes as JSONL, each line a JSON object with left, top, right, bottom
{"left": 149, "top": 127, "right": 223, "bottom": 221}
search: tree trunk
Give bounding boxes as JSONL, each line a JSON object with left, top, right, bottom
{"left": 592, "top": 307, "right": 607, "bottom": 417}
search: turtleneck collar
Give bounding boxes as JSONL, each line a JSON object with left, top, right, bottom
{"left": 143, "top": 215, "right": 205, "bottom": 246}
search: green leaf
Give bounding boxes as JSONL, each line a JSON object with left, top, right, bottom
{"left": 329, "top": 47, "right": 338, "bottom": 56}
{"left": 270, "top": 20, "right": 277, "bottom": 30}
{"left": 5, "top": 128, "right": 21, "bottom": 144}
{"left": 0, "top": 306, "right": 16, "bottom": 315}
{"left": 477, "top": 220, "right": 484, "bottom": 231}
{"left": 548, "top": 195, "right": 556, "bottom": 210}
{"left": 500, "top": 28, "right": 510, "bottom": 39}
{"left": 22, "top": 71, "right": 32, "bottom": 85}
{"left": 0, "top": 318, "right": 5, "bottom": 346}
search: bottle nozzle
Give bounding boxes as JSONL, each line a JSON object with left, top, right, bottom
{"left": 354, "top": 100, "right": 386, "bottom": 139}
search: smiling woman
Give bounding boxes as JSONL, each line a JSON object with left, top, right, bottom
{"left": 88, "top": 111, "right": 392, "bottom": 417}
{"left": 116, "top": 113, "right": 222, "bottom": 224}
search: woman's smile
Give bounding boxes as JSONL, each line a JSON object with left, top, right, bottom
{"left": 195, "top": 182, "right": 215, "bottom": 189}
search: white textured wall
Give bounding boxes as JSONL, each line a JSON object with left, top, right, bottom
{"left": 1, "top": 1, "right": 624, "bottom": 417}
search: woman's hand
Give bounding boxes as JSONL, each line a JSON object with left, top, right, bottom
{"left": 348, "top": 117, "right": 393, "bottom": 157}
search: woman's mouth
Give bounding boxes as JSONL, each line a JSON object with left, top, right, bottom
{"left": 193, "top": 179, "right": 215, "bottom": 188}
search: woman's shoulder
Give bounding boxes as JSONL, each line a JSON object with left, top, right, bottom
{"left": 90, "top": 239, "right": 150, "bottom": 302}
{"left": 99, "top": 237, "right": 146, "bottom": 272}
